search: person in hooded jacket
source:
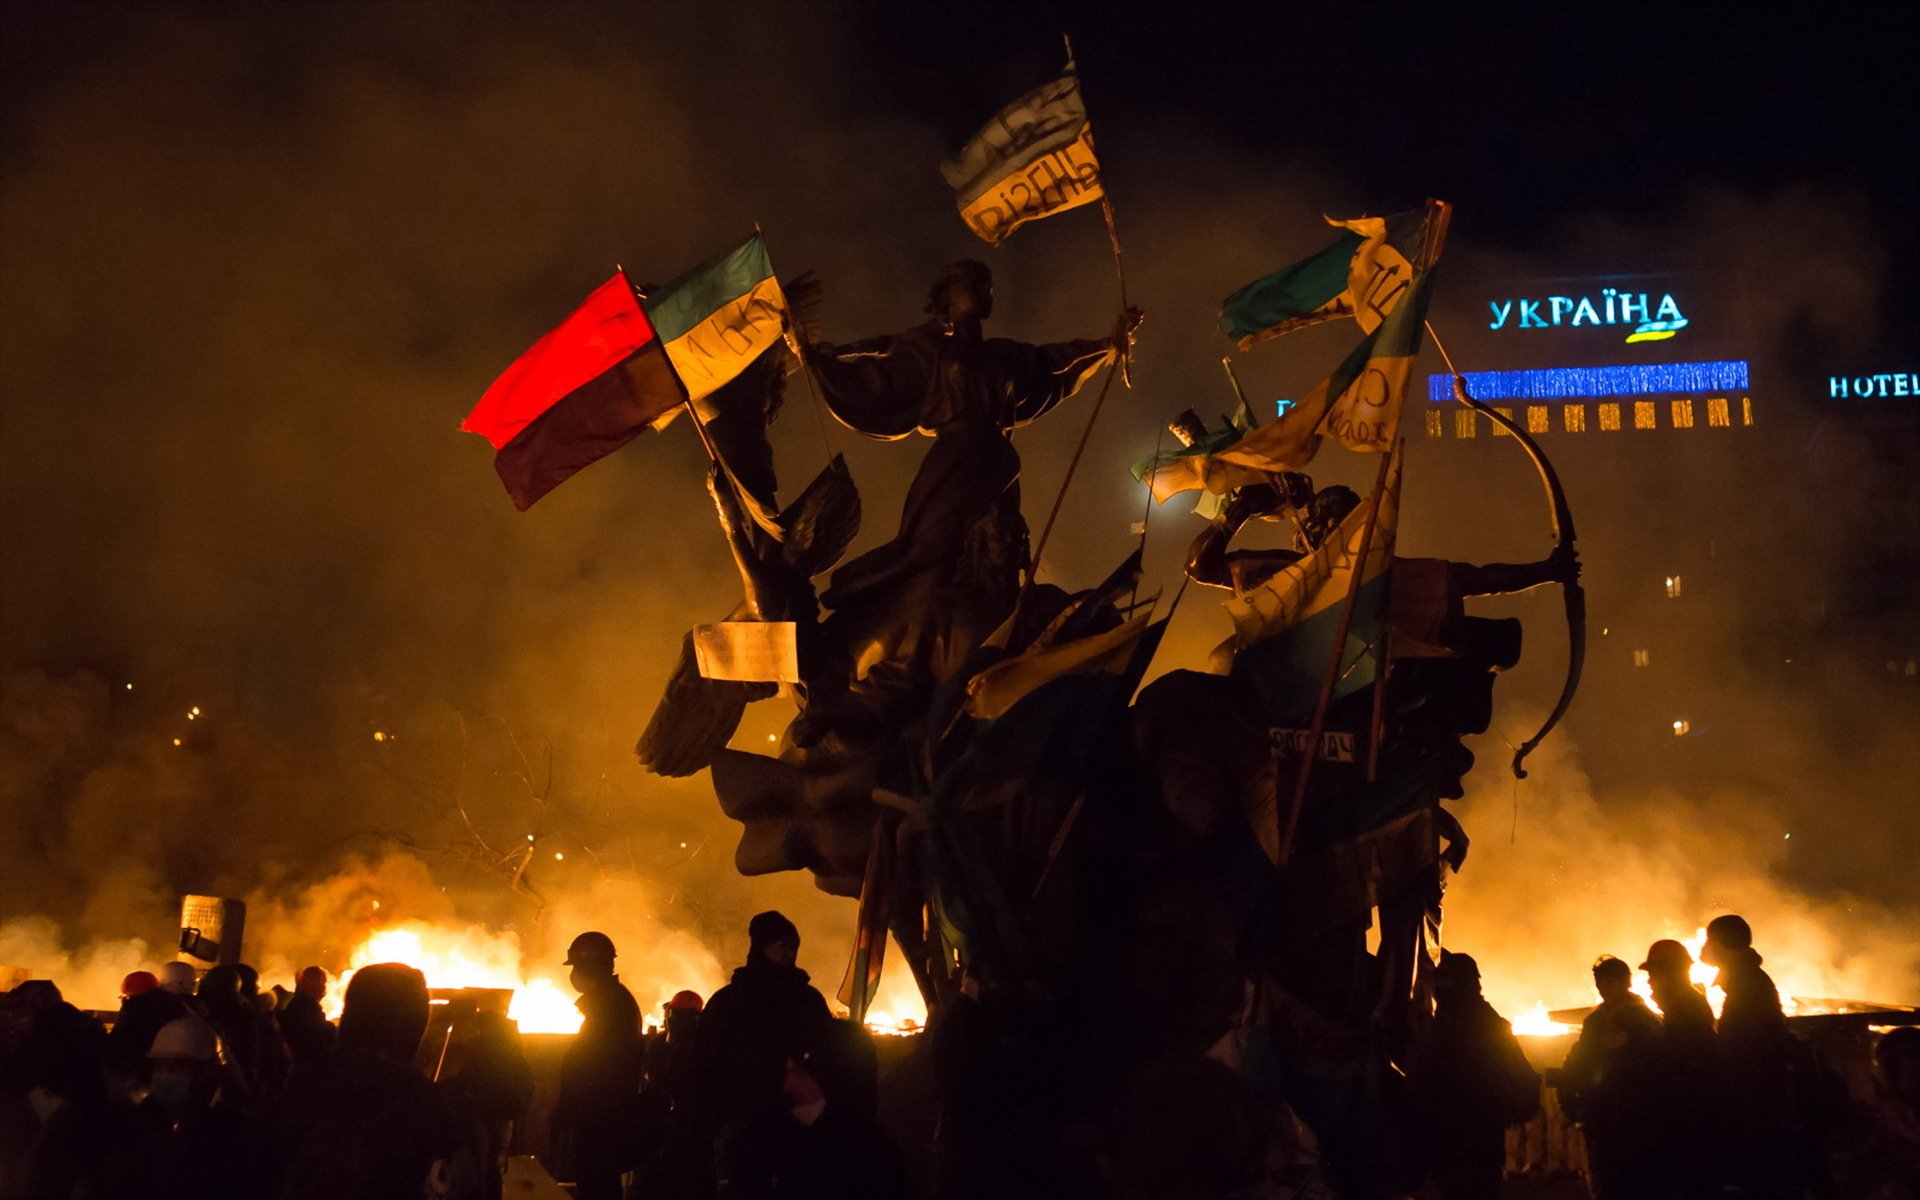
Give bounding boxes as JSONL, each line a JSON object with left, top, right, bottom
{"left": 1416, "top": 951, "right": 1540, "bottom": 1200}
{"left": 1702, "top": 915, "right": 1804, "bottom": 1198}
{"left": 691, "top": 911, "right": 834, "bottom": 1200}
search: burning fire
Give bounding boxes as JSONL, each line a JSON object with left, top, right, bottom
{"left": 1504, "top": 926, "right": 1828, "bottom": 1040}
{"left": 328, "top": 919, "right": 930, "bottom": 1037}
{"left": 327, "top": 922, "right": 585, "bottom": 1034}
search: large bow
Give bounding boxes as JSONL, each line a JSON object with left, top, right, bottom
{"left": 1450, "top": 375, "right": 1585, "bottom": 778}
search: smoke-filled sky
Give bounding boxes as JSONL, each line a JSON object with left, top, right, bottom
{"left": 3, "top": 5, "right": 1916, "bottom": 1012}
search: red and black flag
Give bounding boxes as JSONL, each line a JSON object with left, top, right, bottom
{"left": 461, "top": 270, "right": 683, "bottom": 510}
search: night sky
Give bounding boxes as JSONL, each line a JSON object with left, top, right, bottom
{"left": 3, "top": 4, "right": 1915, "bottom": 1001}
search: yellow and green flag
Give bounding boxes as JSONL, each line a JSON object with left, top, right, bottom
{"left": 941, "top": 70, "right": 1104, "bottom": 246}
{"left": 1223, "top": 450, "right": 1403, "bottom": 716}
{"left": 644, "top": 233, "right": 789, "bottom": 404}
{"left": 1209, "top": 270, "right": 1435, "bottom": 477}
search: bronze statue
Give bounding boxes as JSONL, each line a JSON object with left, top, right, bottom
{"left": 795, "top": 260, "right": 1141, "bottom": 744}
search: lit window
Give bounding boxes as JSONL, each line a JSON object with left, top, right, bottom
{"left": 1634, "top": 400, "right": 1656, "bottom": 429}
{"left": 1665, "top": 575, "right": 1683, "bottom": 598}
{"left": 1598, "top": 402, "right": 1621, "bottom": 431}
{"left": 1672, "top": 719, "right": 1691, "bottom": 736}
{"left": 1426, "top": 409, "right": 1445, "bottom": 438}
{"left": 1633, "top": 649, "right": 1650, "bottom": 667}
{"left": 1454, "top": 409, "right": 1477, "bottom": 438}
{"left": 1493, "top": 406, "right": 1515, "bottom": 436}
{"left": 1742, "top": 397, "right": 1754, "bottom": 426}
{"left": 1563, "top": 404, "right": 1587, "bottom": 433}
{"left": 1672, "top": 398, "right": 1695, "bottom": 428}
{"left": 1707, "top": 397, "right": 1730, "bottom": 427}
{"left": 1528, "top": 406, "right": 1550, "bottom": 434}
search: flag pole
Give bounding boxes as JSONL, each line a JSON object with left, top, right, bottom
{"left": 1278, "top": 439, "right": 1398, "bottom": 863}
{"left": 1024, "top": 36, "right": 1134, "bottom": 591}
{"left": 756, "top": 221, "right": 838, "bottom": 465}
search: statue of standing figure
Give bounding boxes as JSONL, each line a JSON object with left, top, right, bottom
{"left": 793, "top": 260, "right": 1141, "bottom": 745}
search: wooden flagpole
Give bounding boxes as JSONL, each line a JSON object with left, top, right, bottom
{"left": 1278, "top": 440, "right": 1398, "bottom": 864}
{"left": 1024, "top": 37, "right": 1133, "bottom": 591}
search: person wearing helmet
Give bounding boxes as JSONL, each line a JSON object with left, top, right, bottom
{"left": 643, "top": 990, "right": 708, "bottom": 1199}
{"left": 108, "top": 964, "right": 192, "bottom": 1072}
{"left": 134, "top": 1014, "right": 262, "bottom": 1200}
{"left": 1639, "top": 939, "right": 1723, "bottom": 1193}
{"left": 556, "top": 931, "right": 645, "bottom": 1200}
{"left": 1640, "top": 939, "right": 1715, "bottom": 1048}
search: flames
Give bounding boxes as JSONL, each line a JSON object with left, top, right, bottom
{"left": 1502, "top": 925, "right": 1830, "bottom": 1041}
{"left": 325, "top": 922, "right": 586, "bottom": 1034}
{"left": 327, "top": 919, "right": 929, "bottom": 1037}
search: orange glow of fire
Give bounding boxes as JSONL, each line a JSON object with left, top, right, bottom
{"left": 329, "top": 919, "right": 932, "bottom": 1038}
{"left": 327, "top": 922, "right": 584, "bottom": 1034}
{"left": 1507, "top": 925, "right": 1822, "bottom": 1040}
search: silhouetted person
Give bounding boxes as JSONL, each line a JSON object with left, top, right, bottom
{"left": 1559, "top": 956, "right": 1668, "bottom": 1199}
{"left": 1416, "top": 951, "right": 1539, "bottom": 1200}
{"left": 234, "top": 963, "right": 292, "bottom": 1095}
{"left": 1641, "top": 939, "right": 1720, "bottom": 1195}
{"left": 197, "top": 965, "right": 265, "bottom": 1099}
{"left": 768, "top": 1021, "right": 906, "bottom": 1200}
{"left": 692, "top": 910, "right": 834, "bottom": 1200}
{"left": 266, "top": 962, "right": 466, "bottom": 1200}
{"left": 108, "top": 968, "right": 191, "bottom": 1073}
{"left": 4, "top": 1000, "right": 142, "bottom": 1200}
{"left": 554, "top": 931, "right": 644, "bottom": 1200}
{"left": 278, "top": 966, "right": 337, "bottom": 1067}
{"left": 1702, "top": 915, "right": 1801, "bottom": 1198}
{"left": 438, "top": 999, "right": 532, "bottom": 1185}
{"left": 642, "top": 990, "right": 709, "bottom": 1200}
{"left": 133, "top": 1016, "right": 261, "bottom": 1200}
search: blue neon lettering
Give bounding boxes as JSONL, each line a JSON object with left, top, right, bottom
{"left": 1572, "top": 296, "right": 1601, "bottom": 326}
{"left": 1489, "top": 301, "right": 1512, "bottom": 331}
{"left": 1655, "top": 294, "right": 1683, "bottom": 322}
{"left": 1894, "top": 374, "right": 1912, "bottom": 397}
{"left": 1854, "top": 377, "right": 1873, "bottom": 397}
{"left": 1518, "top": 299, "right": 1546, "bottom": 328}
{"left": 1603, "top": 288, "right": 1618, "bottom": 323}
{"left": 1548, "top": 296, "right": 1574, "bottom": 325}
{"left": 1830, "top": 376, "right": 1848, "bottom": 398}
{"left": 1618, "top": 293, "right": 1649, "bottom": 323}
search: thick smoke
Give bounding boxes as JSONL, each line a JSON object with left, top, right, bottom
{"left": 1, "top": 10, "right": 1912, "bottom": 1015}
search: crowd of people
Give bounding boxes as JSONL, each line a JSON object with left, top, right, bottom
{"left": 0, "top": 910, "right": 904, "bottom": 1200}
{"left": 2, "top": 907, "right": 1917, "bottom": 1200}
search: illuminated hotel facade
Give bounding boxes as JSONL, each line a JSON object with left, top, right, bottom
{"left": 1411, "top": 274, "right": 1917, "bottom": 791}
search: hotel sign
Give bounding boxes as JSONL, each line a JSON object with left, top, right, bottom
{"left": 1828, "top": 371, "right": 1918, "bottom": 399}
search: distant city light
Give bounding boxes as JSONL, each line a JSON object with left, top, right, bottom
{"left": 1665, "top": 575, "right": 1683, "bottom": 598}
{"left": 171, "top": 738, "right": 182, "bottom": 747}
{"left": 373, "top": 731, "right": 388, "bottom": 742}
{"left": 1427, "top": 360, "right": 1749, "bottom": 403}
{"left": 554, "top": 852, "right": 565, "bottom": 861}
{"left": 1672, "top": 719, "right": 1691, "bottom": 736}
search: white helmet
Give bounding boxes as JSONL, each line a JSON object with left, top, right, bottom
{"left": 146, "top": 1017, "right": 218, "bottom": 1062}
{"left": 157, "top": 961, "right": 197, "bottom": 996}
